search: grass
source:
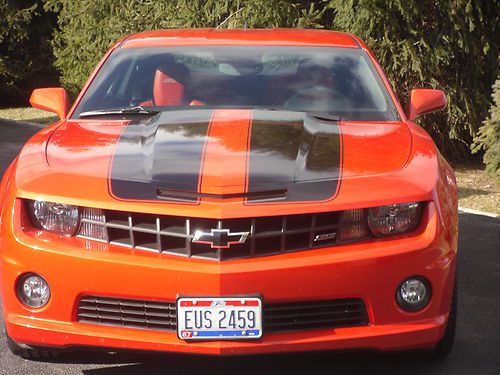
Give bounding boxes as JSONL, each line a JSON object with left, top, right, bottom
{"left": 454, "top": 164, "right": 499, "bottom": 215}
{"left": 0, "top": 107, "right": 58, "bottom": 124}
{"left": 0, "top": 107, "right": 498, "bottom": 214}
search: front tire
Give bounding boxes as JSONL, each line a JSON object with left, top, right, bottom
{"left": 426, "top": 278, "right": 457, "bottom": 359}
{"left": 4, "top": 325, "right": 59, "bottom": 361}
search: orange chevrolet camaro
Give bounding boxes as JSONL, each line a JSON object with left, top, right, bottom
{"left": 0, "top": 29, "right": 458, "bottom": 360}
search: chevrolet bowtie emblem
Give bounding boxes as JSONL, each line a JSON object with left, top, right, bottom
{"left": 192, "top": 229, "right": 249, "bottom": 249}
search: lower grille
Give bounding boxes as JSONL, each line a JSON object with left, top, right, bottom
{"left": 77, "top": 296, "right": 368, "bottom": 334}
{"left": 77, "top": 296, "right": 177, "bottom": 331}
{"left": 264, "top": 299, "right": 369, "bottom": 332}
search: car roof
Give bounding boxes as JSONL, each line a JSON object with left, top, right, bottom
{"left": 120, "top": 28, "right": 361, "bottom": 49}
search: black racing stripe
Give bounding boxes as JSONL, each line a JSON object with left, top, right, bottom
{"left": 246, "top": 111, "right": 341, "bottom": 203}
{"left": 109, "top": 110, "right": 213, "bottom": 203}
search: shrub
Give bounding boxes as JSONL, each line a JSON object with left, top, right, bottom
{"left": 473, "top": 78, "right": 500, "bottom": 182}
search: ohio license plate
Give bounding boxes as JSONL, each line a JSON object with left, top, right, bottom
{"left": 177, "top": 297, "right": 262, "bottom": 340}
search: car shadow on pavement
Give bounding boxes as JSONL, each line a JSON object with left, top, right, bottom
{"left": 50, "top": 350, "right": 451, "bottom": 375}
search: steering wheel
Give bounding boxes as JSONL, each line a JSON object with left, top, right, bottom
{"left": 283, "top": 86, "right": 350, "bottom": 110}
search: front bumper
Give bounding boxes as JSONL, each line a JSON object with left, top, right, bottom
{"left": 1, "top": 202, "right": 456, "bottom": 355}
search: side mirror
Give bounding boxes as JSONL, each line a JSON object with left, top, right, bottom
{"left": 407, "top": 89, "right": 447, "bottom": 121}
{"left": 29, "top": 88, "right": 70, "bottom": 120}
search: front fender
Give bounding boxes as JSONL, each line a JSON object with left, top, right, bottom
{"left": 0, "top": 158, "right": 18, "bottom": 224}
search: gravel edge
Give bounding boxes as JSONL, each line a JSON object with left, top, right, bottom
{"left": 0, "top": 118, "right": 46, "bottom": 128}
{"left": 459, "top": 207, "right": 499, "bottom": 219}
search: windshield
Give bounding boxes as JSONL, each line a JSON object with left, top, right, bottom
{"left": 73, "top": 46, "right": 399, "bottom": 121}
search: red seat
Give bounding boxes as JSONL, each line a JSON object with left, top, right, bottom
{"left": 153, "top": 67, "right": 186, "bottom": 106}
{"left": 140, "top": 63, "right": 189, "bottom": 107}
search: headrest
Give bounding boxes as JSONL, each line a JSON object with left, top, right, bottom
{"left": 295, "top": 59, "right": 335, "bottom": 89}
{"left": 296, "top": 59, "right": 331, "bottom": 78}
{"left": 153, "top": 63, "right": 189, "bottom": 106}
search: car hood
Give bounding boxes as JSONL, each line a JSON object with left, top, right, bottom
{"left": 33, "top": 109, "right": 412, "bottom": 207}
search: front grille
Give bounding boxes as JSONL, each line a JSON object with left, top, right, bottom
{"left": 77, "top": 207, "right": 371, "bottom": 261}
{"left": 77, "top": 296, "right": 368, "bottom": 334}
{"left": 264, "top": 299, "right": 369, "bottom": 332}
{"left": 77, "top": 296, "right": 177, "bottom": 331}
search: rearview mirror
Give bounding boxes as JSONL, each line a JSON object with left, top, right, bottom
{"left": 407, "top": 89, "right": 447, "bottom": 121}
{"left": 29, "top": 88, "right": 70, "bottom": 120}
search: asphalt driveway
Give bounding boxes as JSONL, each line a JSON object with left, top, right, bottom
{"left": 0, "top": 120, "right": 499, "bottom": 374}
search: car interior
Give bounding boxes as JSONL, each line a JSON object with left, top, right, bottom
{"left": 131, "top": 53, "right": 369, "bottom": 111}
{"left": 75, "top": 47, "right": 398, "bottom": 121}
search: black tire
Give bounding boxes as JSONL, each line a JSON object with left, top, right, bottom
{"left": 426, "top": 277, "right": 457, "bottom": 360}
{"left": 4, "top": 326, "right": 59, "bottom": 361}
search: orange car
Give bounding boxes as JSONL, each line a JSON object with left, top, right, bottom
{"left": 0, "top": 29, "right": 458, "bottom": 360}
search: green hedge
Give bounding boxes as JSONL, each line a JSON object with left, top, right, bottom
{"left": 0, "top": 0, "right": 59, "bottom": 106}
{"left": 44, "top": 0, "right": 498, "bottom": 162}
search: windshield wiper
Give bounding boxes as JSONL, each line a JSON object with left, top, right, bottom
{"left": 307, "top": 112, "right": 342, "bottom": 122}
{"left": 79, "top": 106, "right": 159, "bottom": 118}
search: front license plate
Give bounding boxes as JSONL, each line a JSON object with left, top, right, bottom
{"left": 177, "top": 297, "right": 262, "bottom": 340}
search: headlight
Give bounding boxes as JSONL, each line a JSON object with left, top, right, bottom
{"left": 29, "top": 200, "right": 80, "bottom": 236}
{"left": 367, "top": 202, "right": 421, "bottom": 238}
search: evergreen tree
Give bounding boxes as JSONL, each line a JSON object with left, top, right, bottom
{"left": 328, "top": 0, "right": 498, "bottom": 159}
{"left": 473, "top": 78, "right": 500, "bottom": 182}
